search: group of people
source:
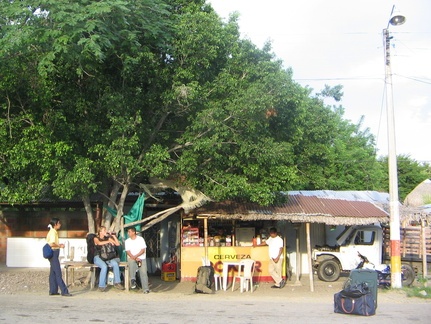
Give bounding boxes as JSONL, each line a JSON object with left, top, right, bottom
{"left": 46, "top": 218, "right": 150, "bottom": 296}
{"left": 47, "top": 219, "right": 286, "bottom": 296}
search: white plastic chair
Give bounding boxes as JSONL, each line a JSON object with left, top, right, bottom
{"left": 201, "top": 257, "right": 222, "bottom": 291}
{"left": 232, "top": 259, "right": 255, "bottom": 293}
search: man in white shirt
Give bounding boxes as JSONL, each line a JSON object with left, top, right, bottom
{"left": 258, "top": 227, "right": 285, "bottom": 288}
{"left": 125, "top": 227, "right": 149, "bottom": 293}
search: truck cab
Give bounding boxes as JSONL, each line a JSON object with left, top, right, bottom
{"left": 312, "top": 225, "right": 383, "bottom": 281}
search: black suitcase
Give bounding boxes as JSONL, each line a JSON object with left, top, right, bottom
{"left": 195, "top": 266, "right": 214, "bottom": 293}
{"left": 348, "top": 269, "right": 378, "bottom": 308}
{"left": 334, "top": 290, "right": 376, "bottom": 316}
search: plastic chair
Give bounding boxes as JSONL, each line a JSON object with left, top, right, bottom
{"left": 232, "top": 259, "right": 255, "bottom": 293}
{"left": 201, "top": 257, "right": 222, "bottom": 291}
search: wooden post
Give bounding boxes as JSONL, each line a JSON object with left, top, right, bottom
{"left": 422, "top": 220, "right": 428, "bottom": 286}
{"left": 204, "top": 217, "right": 208, "bottom": 261}
{"left": 306, "top": 222, "right": 314, "bottom": 292}
{"left": 294, "top": 224, "right": 301, "bottom": 286}
{"left": 121, "top": 217, "right": 125, "bottom": 249}
{"left": 232, "top": 220, "right": 236, "bottom": 247}
{"left": 283, "top": 236, "right": 287, "bottom": 280}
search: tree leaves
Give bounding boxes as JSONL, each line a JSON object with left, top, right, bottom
{"left": 2, "top": 0, "right": 428, "bottom": 217}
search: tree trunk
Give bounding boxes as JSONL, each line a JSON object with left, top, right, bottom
{"left": 82, "top": 195, "right": 95, "bottom": 233}
{"left": 109, "top": 183, "right": 129, "bottom": 233}
{"left": 103, "top": 181, "right": 121, "bottom": 228}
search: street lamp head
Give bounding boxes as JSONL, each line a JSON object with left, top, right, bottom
{"left": 389, "top": 14, "right": 406, "bottom": 26}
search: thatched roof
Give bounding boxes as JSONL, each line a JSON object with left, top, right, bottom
{"left": 190, "top": 193, "right": 389, "bottom": 226}
{"left": 404, "top": 179, "right": 431, "bottom": 207}
{"left": 398, "top": 205, "right": 431, "bottom": 226}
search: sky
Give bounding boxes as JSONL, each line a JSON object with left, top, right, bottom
{"left": 208, "top": 0, "right": 431, "bottom": 163}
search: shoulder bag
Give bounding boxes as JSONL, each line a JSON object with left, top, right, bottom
{"left": 43, "top": 243, "right": 53, "bottom": 259}
{"left": 100, "top": 243, "right": 117, "bottom": 261}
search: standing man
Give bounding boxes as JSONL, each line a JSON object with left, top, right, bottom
{"left": 125, "top": 227, "right": 150, "bottom": 294}
{"left": 257, "top": 227, "right": 285, "bottom": 288}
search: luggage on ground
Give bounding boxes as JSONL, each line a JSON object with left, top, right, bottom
{"left": 334, "top": 273, "right": 377, "bottom": 316}
{"left": 348, "top": 269, "right": 378, "bottom": 308}
{"left": 194, "top": 266, "right": 214, "bottom": 293}
{"left": 334, "top": 288, "right": 376, "bottom": 316}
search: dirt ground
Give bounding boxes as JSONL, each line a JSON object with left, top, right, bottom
{"left": 2, "top": 265, "right": 431, "bottom": 324}
{"left": 1, "top": 264, "right": 429, "bottom": 305}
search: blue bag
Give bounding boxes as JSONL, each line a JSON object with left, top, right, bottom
{"left": 334, "top": 291, "right": 376, "bottom": 316}
{"left": 43, "top": 243, "right": 53, "bottom": 259}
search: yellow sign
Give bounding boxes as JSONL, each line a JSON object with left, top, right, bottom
{"left": 181, "top": 246, "right": 285, "bottom": 282}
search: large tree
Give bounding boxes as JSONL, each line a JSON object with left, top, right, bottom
{"left": 1, "top": 0, "right": 173, "bottom": 231}
{"left": 0, "top": 0, "right": 387, "bottom": 232}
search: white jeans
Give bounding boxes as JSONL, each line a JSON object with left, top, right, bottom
{"left": 269, "top": 258, "right": 283, "bottom": 285}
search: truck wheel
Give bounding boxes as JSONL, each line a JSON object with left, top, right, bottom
{"left": 317, "top": 259, "right": 341, "bottom": 282}
{"left": 401, "top": 263, "right": 415, "bottom": 286}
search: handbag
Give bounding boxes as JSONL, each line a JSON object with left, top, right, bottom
{"left": 334, "top": 291, "right": 376, "bottom": 316}
{"left": 43, "top": 243, "right": 54, "bottom": 259}
{"left": 340, "top": 281, "right": 370, "bottom": 298}
{"left": 100, "top": 243, "right": 117, "bottom": 261}
{"left": 334, "top": 281, "right": 375, "bottom": 316}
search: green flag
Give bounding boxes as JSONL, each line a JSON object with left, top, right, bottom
{"left": 103, "top": 194, "right": 145, "bottom": 261}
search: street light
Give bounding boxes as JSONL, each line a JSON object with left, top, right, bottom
{"left": 383, "top": 5, "right": 405, "bottom": 289}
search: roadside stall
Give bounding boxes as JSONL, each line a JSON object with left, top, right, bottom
{"left": 181, "top": 194, "right": 391, "bottom": 292}
{"left": 180, "top": 215, "right": 288, "bottom": 286}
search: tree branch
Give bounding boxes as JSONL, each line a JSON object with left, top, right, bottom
{"left": 138, "top": 109, "right": 171, "bottom": 164}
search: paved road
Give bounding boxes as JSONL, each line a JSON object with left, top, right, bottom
{"left": 1, "top": 294, "right": 430, "bottom": 323}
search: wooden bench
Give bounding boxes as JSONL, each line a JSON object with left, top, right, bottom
{"left": 63, "top": 261, "right": 130, "bottom": 291}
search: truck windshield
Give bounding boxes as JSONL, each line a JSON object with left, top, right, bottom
{"left": 353, "top": 230, "right": 376, "bottom": 245}
{"left": 336, "top": 226, "right": 352, "bottom": 245}
{"left": 341, "top": 231, "right": 356, "bottom": 246}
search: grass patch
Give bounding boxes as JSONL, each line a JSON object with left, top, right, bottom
{"left": 403, "top": 286, "right": 431, "bottom": 298}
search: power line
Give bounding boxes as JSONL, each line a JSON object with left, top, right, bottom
{"left": 294, "top": 77, "right": 383, "bottom": 82}
{"left": 295, "top": 75, "right": 431, "bottom": 84}
{"left": 394, "top": 74, "right": 431, "bottom": 85}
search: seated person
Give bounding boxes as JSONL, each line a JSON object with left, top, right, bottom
{"left": 93, "top": 226, "right": 124, "bottom": 292}
{"left": 216, "top": 228, "right": 226, "bottom": 243}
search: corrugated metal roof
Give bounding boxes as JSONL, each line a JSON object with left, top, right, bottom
{"left": 287, "top": 190, "right": 390, "bottom": 204}
{"left": 191, "top": 192, "right": 389, "bottom": 226}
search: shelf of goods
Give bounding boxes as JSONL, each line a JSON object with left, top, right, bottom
{"left": 182, "top": 227, "right": 200, "bottom": 247}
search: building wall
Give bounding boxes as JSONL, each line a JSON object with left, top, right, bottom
{"left": 0, "top": 210, "right": 88, "bottom": 263}
{"left": 1, "top": 207, "right": 181, "bottom": 273}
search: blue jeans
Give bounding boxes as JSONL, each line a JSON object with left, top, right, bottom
{"left": 93, "top": 255, "right": 121, "bottom": 288}
{"left": 49, "top": 249, "right": 69, "bottom": 295}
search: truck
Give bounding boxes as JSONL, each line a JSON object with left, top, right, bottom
{"left": 312, "top": 225, "right": 430, "bottom": 286}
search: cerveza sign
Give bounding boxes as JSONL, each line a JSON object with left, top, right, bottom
{"left": 213, "top": 254, "right": 251, "bottom": 260}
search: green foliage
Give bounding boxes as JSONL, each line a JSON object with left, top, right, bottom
{"left": 416, "top": 275, "right": 429, "bottom": 286}
{"left": 317, "top": 85, "right": 344, "bottom": 102}
{"left": 0, "top": 0, "right": 400, "bottom": 221}
{"left": 378, "top": 155, "right": 429, "bottom": 201}
{"left": 0, "top": 0, "right": 172, "bottom": 206}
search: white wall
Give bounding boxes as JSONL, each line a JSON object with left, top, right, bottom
{"left": 7, "top": 238, "right": 87, "bottom": 267}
